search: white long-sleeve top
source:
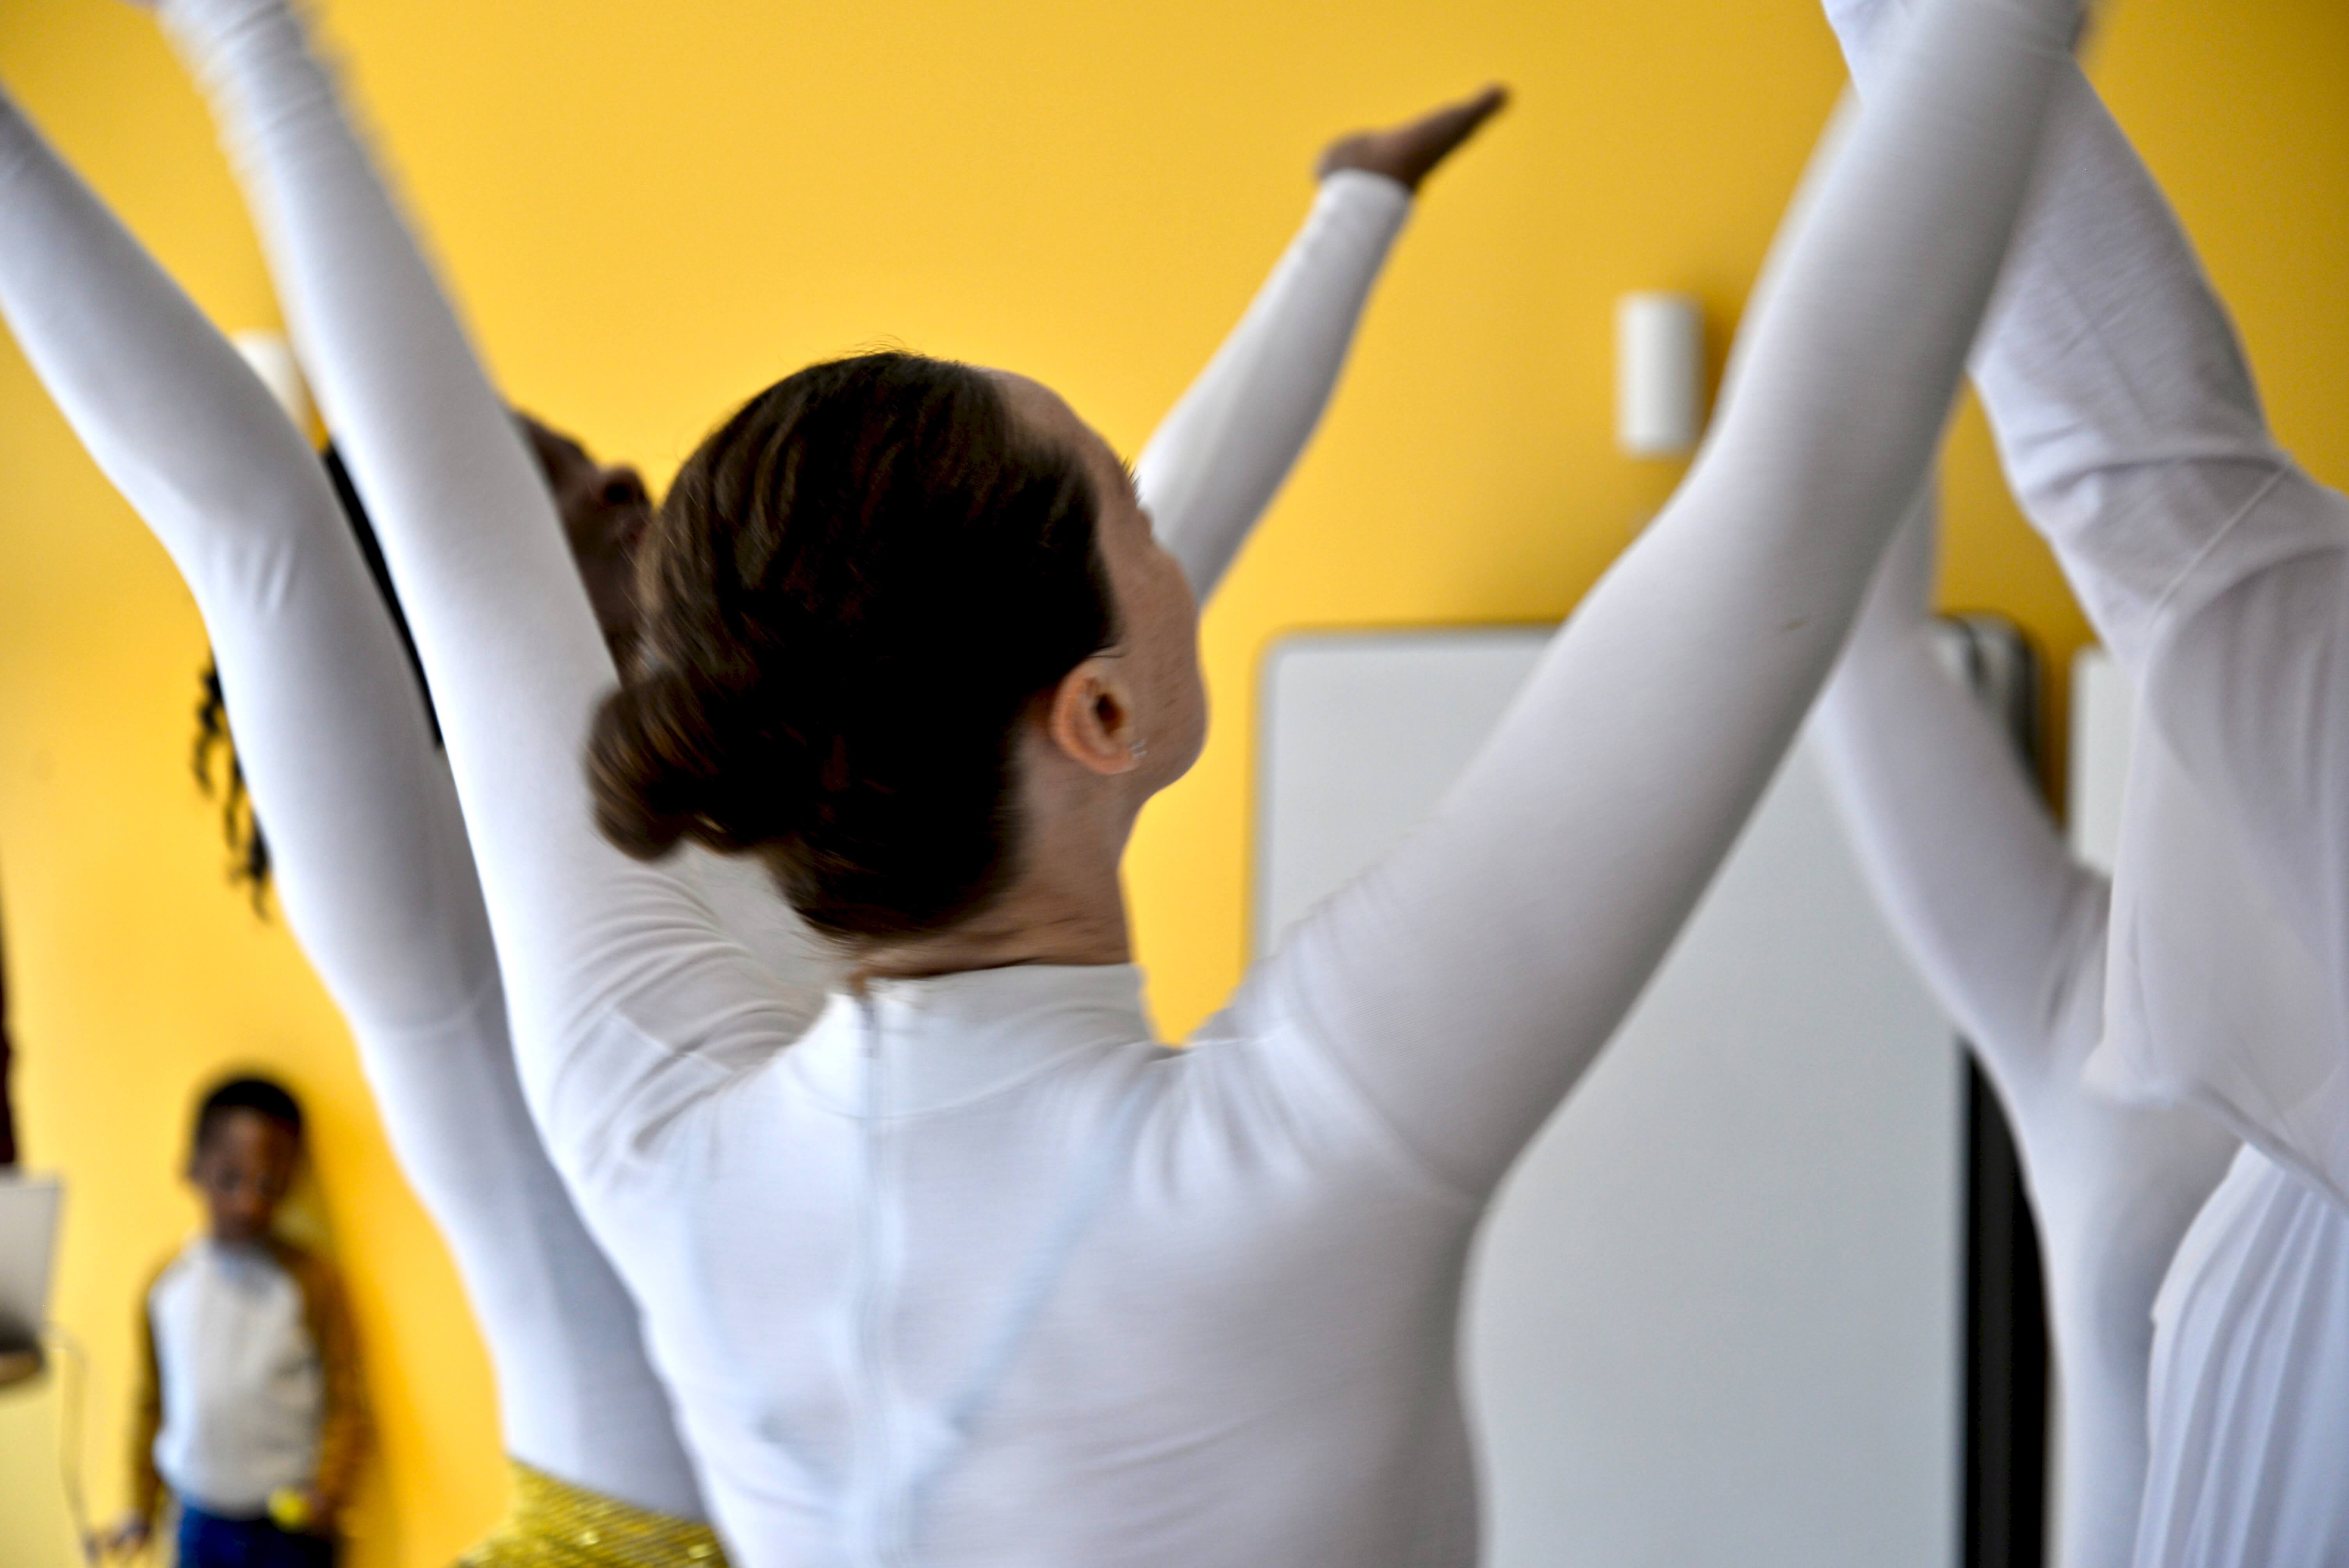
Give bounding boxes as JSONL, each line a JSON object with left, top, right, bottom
{"left": 161, "top": 0, "right": 2075, "bottom": 1557}
{"left": 0, "top": 67, "right": 1408, "bottom": 1530}
{"left": 146, "top": 1238, "right": 333, "bottom": 1515}
{"left": 1823, "top": 3, "right": 2349, "bottom": 1563}
{"left": 1815, "top": 494, "right": 2235, "bottom": 1568}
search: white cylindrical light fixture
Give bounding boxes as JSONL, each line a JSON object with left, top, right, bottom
{"left": 230, "top": 328, "right": 314, "bottom": 434}
{"left": 1615, "top": 292, "right": 1705, "bottom": 457}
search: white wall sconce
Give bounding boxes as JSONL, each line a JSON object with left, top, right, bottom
{"left": 1615, "top": 291, "right": 1706, "bottom": 457}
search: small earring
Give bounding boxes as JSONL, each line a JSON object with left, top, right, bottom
{"left": 1130, "top": 737, "right": 1150, "bottom": 761}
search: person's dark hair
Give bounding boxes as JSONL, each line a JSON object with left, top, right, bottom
{"left": 589, "top": 351, "right": 1118, "bottom": 941}
{"left": 192, "top": 1073, "right": 305, "bottom": 1155}
{"left": 192, "top": 445, "right": 439, "bottom": 914}
{"left": 193, "top": 658, "right": 270, "bottom": 911}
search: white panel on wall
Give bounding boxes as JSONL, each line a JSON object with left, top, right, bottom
{"left": 2069, "top": 648, "right": 2132, "bottom": 874}
{"left": 1259, "top": 627, "right": 1961, "bottom": 1568}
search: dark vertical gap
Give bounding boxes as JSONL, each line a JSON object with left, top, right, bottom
{"left": 1950, "top": 615, "right": 2051, "bottom": 1568}
{"left": 1964, "top": 1059, "right": 2048, "bottom": 1568}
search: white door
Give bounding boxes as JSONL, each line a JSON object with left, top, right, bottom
{"left": 1258, "top": 627, "right": 1963, "bottom": 1567}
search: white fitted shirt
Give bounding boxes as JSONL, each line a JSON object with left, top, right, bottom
{"left": 148, "top": 1238, "right": 323, "bottom": 1515}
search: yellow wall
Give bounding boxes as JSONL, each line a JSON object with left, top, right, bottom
{"left": 0, "top": 0, "right": 2340, "bottom": 1562}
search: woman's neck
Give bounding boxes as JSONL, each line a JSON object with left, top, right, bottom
{"left": 851, "top": 739, "right": 1146, "bottom": 984}
{"left": 851, "top": 867, "right": 1132, "bottom": 985}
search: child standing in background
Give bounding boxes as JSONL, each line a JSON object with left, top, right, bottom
{"left": 104, "top": 1076, "right": 368, "bottom": 1566}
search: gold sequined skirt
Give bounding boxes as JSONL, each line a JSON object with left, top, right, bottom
{"left": 458, "top": 1460, "right": 728, "bottom": 1568}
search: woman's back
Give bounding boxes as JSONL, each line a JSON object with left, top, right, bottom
{"left": 603, "top": 968, "right": 1481, "bottom": 1565}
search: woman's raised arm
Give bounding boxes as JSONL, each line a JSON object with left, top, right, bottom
{"left": 1248, "top": 0, "right": 2078, "bottom": 1200}
{"left": 0, "top": 75, "right": 714, "bottom": 1518}
{"left": 0, "top": 82, "right": 494, "bottom": 1041}
{"left": 1138, "top": 89, "right": 1502, "bottom": 600}
{"left": 1136, "top": 171, "right": 1410, "bottom": 599}
{"left": 152, "top": 0, "right": 797, "bottom": 1172}
{"left": 1814, "top": 488, "right": 2110, "bottom": 1101}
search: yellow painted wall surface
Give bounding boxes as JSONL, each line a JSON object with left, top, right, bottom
{"left": 0, "top": 0, "right": 2340, "bottom": 1561}
{"left": 0, "top": 1370, "right": 87, "bottom": 1565}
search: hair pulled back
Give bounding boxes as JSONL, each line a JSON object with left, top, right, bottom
{"left": 589, "top": 352, "right": 1117, "bottom": 941}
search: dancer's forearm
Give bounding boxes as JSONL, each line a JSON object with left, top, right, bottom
{"left": 0, "top": 83, "right": 498, "bottom": 1037}
{"left": 1269, "top": 0, "right": 2077, "bottom": 1197}
{"left": 160, "top": 0, "right": 824, "bottom": 1164}
{"left": 1815, "top": 490, "right": 2110, "bottom": 1101}
{"left": 1136, "top": 170, "right": 1410, "bottom": 601}
{"left": 1825, "top": 0, "right": 2324, "bottom": 672}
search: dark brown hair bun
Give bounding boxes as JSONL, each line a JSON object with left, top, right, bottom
{"left": 587, "top": 352, "right": 1117, "bottom": 941}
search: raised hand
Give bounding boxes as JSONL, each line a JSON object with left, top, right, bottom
{"left": 95, "top": 1511, "right": 152, "bottom": 1561}
{"left": 1316, "top": 84, "right": 1509, "bottom": 193}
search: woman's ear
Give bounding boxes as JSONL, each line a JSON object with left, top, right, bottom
{"left": 1044, "top": 657, "right": 1144, "bottom": 777}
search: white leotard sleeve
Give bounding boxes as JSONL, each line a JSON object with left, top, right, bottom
{"left": 1824, "top": 0, "right": 2345, "bottom": 676}
{"left": 158, "top": 0, "right": 765, "bottom": 1184}
{"left": 1246, "top": 0, "right": 2077, "bottom": 1199}
{"left": 1828, "top": 0, "right": 2349, "bottom": 1200}
{"left": 1820, "top": 0, "right": 2310, "bottom": 661}
{"left": 1135, "top": 169, "right": 1410, "bottom": 599}
{"left": 1943, "top": 62, "right": 2349, "bottom": 1077}
{"left": 1815, "top": 489, "right": 2112, "bottom": 1093}
{"left": 0, "top": 86, "right": 711, "bottom": 1515}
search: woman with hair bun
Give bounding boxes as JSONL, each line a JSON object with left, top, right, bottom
{"left": 0, "top": 9, "right": 1467, "bottom": 1558}
{"left": 151, "top": 0, "right": 2078, "bottom": 1559}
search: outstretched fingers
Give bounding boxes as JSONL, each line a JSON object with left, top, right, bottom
{"left": 1315, "top": 84, "right": 1509, "bottom": 193}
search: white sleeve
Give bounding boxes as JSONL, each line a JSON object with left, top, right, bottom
{"left": 1134, "top": 169, "right": 1411, "bottom": 600}
{"left": 1814, "top": 487, "right": 2112, "bottom": 1103}
{"left": 1823, "top": 0, "right": 2339, "bottom": 676}
{"left": 156, "top": 0, "right": 805, "bottom": 1184}
{"left": 0, "top": 82, "right": 713, "bottom": 1516}
{"left": 1939, "top": 61, "right": 2349, "bottom": 1048}
{"left": 1244, "top": 0, "right": 2078, "bottom": 1199}
{"left": 1828, "top": 0, "right": 2349, "bottom": 1187}
{"left": 0, "top": 86, "right": 494, "bottom": 1038}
